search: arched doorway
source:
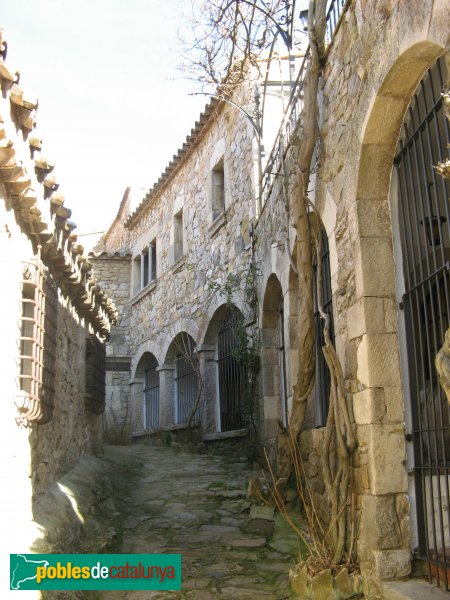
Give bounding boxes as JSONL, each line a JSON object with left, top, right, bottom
{"left": 167, "top": 332, "right": 200, "bottom": 425}
{"left": 217, "top": 306, "right": 246, "bottom": 432}
{"left": 261, "top": 274, "right": 288, "bottom": 443}
{"left": 134, "top": 352, "right": 160, "bottom": 431}
{"left": 202, "top": 304, "right": 247, "bottom": 433}
{"left": 392, "top": 55, "right": 449, "bottom": 584}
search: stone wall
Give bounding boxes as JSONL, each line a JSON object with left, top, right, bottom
{"left": 0, "top": 29, "right": 116, "bottom": 579}
{"left": 97, "top": 96, "right": 259, "bottom": 438}
{"left": 95, "top": 0, "right": 448, "bottom": 588}
{"left": 252, "top": 0, "right": 449, "bottom": 590}
{"left": 252, "top": 0, "right": 449, "bottom": 591}
{"left": 90, "top": 252, "right": 132, "bottom": 436}
{"left": 317, "top": 0, "right": 447, "bottom": 588}
{"left": 0, "top": 195, "right": 105, "bottom": 561}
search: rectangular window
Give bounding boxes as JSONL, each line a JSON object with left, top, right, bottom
{"left": 85, "top": 335, "right": 106, "bottom": 414}
{"left": 313, "top": 228, "right": 334, "bottom": 428}
{"left": 174, "top": 211, "right": 183, "bottom": 262}
{"left": 133, "top": 239, "right": 157, "bottom": 296}
{"left": 211, "top": 158, "right": 225, "bottom": 221}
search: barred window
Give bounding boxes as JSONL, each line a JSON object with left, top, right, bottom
{"left": 17, "top": 247, "right": 57, "bottom": 426}
{"left": 313, "top": 227, "right": 334, "bottom": 427}
{"left": 85, "top": 335, "right": 106, "bottom": 414}
{"left": 174, "top": 334, "right": 199, "bottom": 425}
{"left": 133, "top": 239, "right": 157, "bottom": 295}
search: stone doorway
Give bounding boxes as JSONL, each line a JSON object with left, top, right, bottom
{"left": 393, "top": 55, "right": 450, "bottom": 588}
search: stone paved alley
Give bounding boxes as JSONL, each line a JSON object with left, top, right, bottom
{"left": 100, "top": 444, "right": 300, "bottom": 600}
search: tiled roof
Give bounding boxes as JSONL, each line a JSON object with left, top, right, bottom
{"left": 0, "top": 27, "right": 117, "bottom": 335}
{"left": 124, "top": 97, "right": 221, "bottom": 228}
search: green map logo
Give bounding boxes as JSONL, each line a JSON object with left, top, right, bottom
{"left": 10, "top": 554, "right": 182, "bottom": 591}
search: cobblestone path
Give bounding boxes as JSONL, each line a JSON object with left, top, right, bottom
{"left": 101, "top": 444, "right": 301, "bottom": 600}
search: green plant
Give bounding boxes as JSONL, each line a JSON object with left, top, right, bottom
{"left": 209, "top": 259, "right": 261, "bottom": 459}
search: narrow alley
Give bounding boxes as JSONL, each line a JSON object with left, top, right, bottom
{"left": 100, "top": 443, "right": 301, "bottom": 600}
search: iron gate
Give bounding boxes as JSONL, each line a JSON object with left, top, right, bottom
{"left": 175, "top": 336, "right": 199, "bottom": 424}
{"left": 218, "top": 309, "right": 246, "bottom": 432}
{"left": 143, "top": 356, "right": 159, "bottom": 430}
{"left": 395, "top": 55, "right": 449, "bottom": 589}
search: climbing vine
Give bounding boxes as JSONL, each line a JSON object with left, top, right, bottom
{"left": 206, "top": 258, "right": 261, "bottom": 458}
{"left": 185, "top": 0, "right": 356, "bottom": 568}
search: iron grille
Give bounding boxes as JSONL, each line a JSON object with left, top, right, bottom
{"left": 175, "top": 336, "right": 199, "bottom": 424}
{"left": 144, "top": 356, "right": 159, "bottom": 429}
{"left": 260, "top": 0, "right": 350, "bottom": 208}
{"left": 278, "top": 301, "right": 289, "bottom": 428}
{"left": 325, "top": 0, "right": 347, "bottom": 45}
{"left": 218, "top": 308, "right": 246, "bottom": 432}
{"left": 395, "top": 55, "right": 449, "bottom": 589}
{"left": 313, "top": 228, "right": 334, "bottom": 427}
{"left": 16, "top": 246, "right": 57, "bottom": 426}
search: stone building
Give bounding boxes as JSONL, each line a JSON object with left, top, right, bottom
{"left": 95, "top": 0, "right": 449, "bottom": 594}
{"left": 0, "top": 28, "right": 117, "bottom": 568}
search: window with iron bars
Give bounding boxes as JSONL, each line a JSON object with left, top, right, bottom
{"left": 313, "top": 227, "right": 334, "bottom": 427}
{"left": 174, "top": 335, "right": 199, "bottom": 425}
{"left": 16, "top": 247, "right": 57, "bottom": 426}
{"left": 133, "top": 239, "right": 157, "bottom": 296}
{"left": 144, "top": 356, "right": 160, "bottom": 430}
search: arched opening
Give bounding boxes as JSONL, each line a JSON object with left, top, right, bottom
{"left": 217, "top": 306, "right": 246, "bottom": 432}
{"left": 134, "top": 352, "right": 160, "bottom": 431}
{"left": 166, "top": 333, "right": 200, "bottom": 425}
{"left": 261, "top": 274, "right": 288, "bottom": 445}
{"left": 392, "top": 54, "right": 449, "bottom": 584}
{"left": 355, "top": 40, "right": 447, "bottom": 585}
{"left": 203, "top": 304, "right": 246, "bottom": 433}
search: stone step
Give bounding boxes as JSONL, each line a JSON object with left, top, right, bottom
{"left": 383, "top": 579, "right": 449, "bottom": 600}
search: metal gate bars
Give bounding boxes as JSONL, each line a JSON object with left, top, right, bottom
{"left": 175, "top": 335, "right": 199, "bottom": 425}
{"left": 218, "top": 308, "right": 246, "bottom": 432}
{"left": 144, "top": 356, "right": 159, "bottom": 430}
{"left": 395, "top": 55, "right": 450, "bottom": 589}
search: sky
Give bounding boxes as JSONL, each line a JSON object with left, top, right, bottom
{"left": 1, "top": 0, "right": 208, "bottom": 239}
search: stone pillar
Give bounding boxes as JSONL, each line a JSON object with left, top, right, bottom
{"left": 130, "top": 377, "right": 144, "bottom": 433}
{"left": 158, "top": 364, "right": 175, "bottom": 427}
{"left": 349, "top": 147, "right": 409, "bottom": 580}
{"left": 140, "top": 252, "right": 145, "bottom": 290}
{"left": 260, "top": 326, "right": 280, "bottom": 446}
{"left": 197, "top": 344, "right": 217, "bottom": 434}
{"left": 149, "top": 242, "right": 154, "bottom": 281}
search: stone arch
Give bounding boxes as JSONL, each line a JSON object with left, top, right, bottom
{"left": 131, "top": 339, "right": 163, "bottom": 382}
{"left": 353, "top": 39, "right": 446, "bottom": 581}
{"left": 260, "top": 274, "right": 287, "bottom": 459}
{"left": 355, "top": 40, "right": 445, "bottom": 434}
{"left": 164, "top": 332, "right": 199, "bottom": 426}
{"left": 164, "top": 331, "right": 197, "bottom": 365}
{"left": 198, "top": 292, "right": 246, "bottom": 346}
{"left": 159, "top": 318, "right": 200, "bottom": 364}
{"left": 201, "top": 302, "right": 246, "bottom": 433}
{"left": 131, "top": 351, "right": 159, "bottom": 433}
